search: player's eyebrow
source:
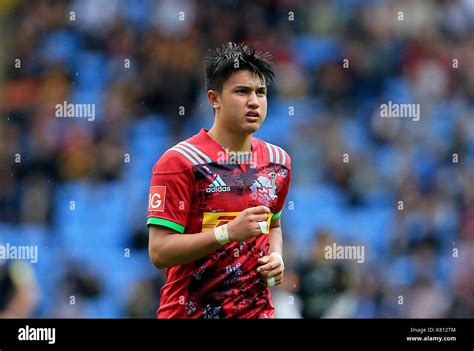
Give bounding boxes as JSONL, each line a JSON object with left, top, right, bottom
{"left": 233, "top": 85, "right": 266, "bottom": 91}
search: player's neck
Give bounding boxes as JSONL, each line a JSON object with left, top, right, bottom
{"left": 207, "top": 126, "right": 252, "bottom": 153}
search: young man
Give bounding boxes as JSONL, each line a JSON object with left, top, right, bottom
{"left": 147, "top": 43, "right": 291, "bottom": 318}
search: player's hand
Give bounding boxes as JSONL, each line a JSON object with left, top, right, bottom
{"left": 226, "top": 206, "right": 270, "bottom": 242}
{"left": 256, "top": 252, "right": 285, "bottom": 287}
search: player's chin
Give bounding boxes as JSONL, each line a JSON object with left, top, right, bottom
{"left": 241, "top": 120, "right": 263, "bottom": 134}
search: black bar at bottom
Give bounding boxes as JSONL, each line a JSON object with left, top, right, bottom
{"left": 0, "top": 319, "right": 471, "bottom": 349}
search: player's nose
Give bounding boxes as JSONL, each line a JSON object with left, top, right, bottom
{"left": 247, "top": 92, "right": 259, "bottom": 109}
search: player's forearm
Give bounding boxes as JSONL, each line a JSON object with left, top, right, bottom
{"left": 150, "top": 206, "right": 273, "bottom": 269}
{"left": 150, "top": 230, "right": 223, "bottom": 269}
{"left": 268, "top": 225, "right": 283, "bottom": 255}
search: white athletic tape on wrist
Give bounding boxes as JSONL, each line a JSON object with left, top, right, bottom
{"left": 214, "top": 224, "right": 230, "bottom": 245}
{"left": 258, "top": 221, "right": 267, "bottom": 234}
{"left": 267, "top": 276, "right": 276, "bottom": 287}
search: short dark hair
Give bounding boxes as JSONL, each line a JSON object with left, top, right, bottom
{"left": 204, "top": 42, "right": 275, "bottom": 93}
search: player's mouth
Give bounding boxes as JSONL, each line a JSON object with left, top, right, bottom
{"left": 245, "top": 110, "right": 260, "bottom": 122}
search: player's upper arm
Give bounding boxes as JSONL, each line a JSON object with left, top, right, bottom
{"left": 148, "top": 224, "right": 181, "bottom": 269}
{"left": 149, "top": 224, "right": 180, "bottom": 244}
{"left": 149, "top": 224, "right": 178, "bottom": 237}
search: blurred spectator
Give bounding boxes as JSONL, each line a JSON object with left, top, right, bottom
{"left": 52, "top": 262, "right": 103, "bottom": 317}
{"left": 450, "top": 239, "right": 474, "bottom": 317}
{"left": 272, "top": 270, "right": 303, "bottom": 318}
{"left": 126, "top": 274, "right": 165, "bottom": 318}
{"left": 405, "top": 278, "right": 451, "bottom": 318}
{"left": 0, "top": 259, "right": 38, "bottom": 318}
{"left": 298, "top": 231, "right": 352, "bottom": 318}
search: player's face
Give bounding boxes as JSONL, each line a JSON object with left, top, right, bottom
{"left": 217, "top": 70, "right": 267, "bottom": 135}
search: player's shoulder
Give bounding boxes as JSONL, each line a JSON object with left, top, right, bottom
{"left": 154, "top": 134, "right": 211, "bottom": 174}
{"left": 254, "top": 138, "right": 291, "bottom": 169}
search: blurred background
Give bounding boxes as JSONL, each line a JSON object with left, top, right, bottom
{"left": 0, "top": 0, "right": 473, "bottom": 318}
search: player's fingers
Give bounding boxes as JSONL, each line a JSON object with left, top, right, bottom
{"left": 251, "top": 224, "right": 263, "bottom": 235}
{"left": 274, "top": 275, "right": 283, "bottom": 286}
{"left": 258, "top": 266, "right": 284, "bottom": 279}
{"left": 256, "top": 260, "right": 279, "bottom": 273}
{"left": 250, "top": 206, "right": 270, "bottom": 214}
{"left": 250, "top": 214, "right": 268, "bottom": 223}
{"left": 264, "top": 274, "right": 283, "bottom": 287}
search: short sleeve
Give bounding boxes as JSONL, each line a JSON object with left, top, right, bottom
{"left": 272, "top": 152, "right": 291, "bottom": 220}
{"left": 146, "top": 152, "right": 194, "bottom": 233}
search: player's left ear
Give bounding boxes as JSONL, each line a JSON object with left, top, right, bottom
{"left": 207, "top": 90, "right": 220, "bottom": 110}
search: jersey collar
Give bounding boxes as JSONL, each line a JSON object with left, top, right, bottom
{"left": 196, "top": 128, "right": 261, "bottom": 165}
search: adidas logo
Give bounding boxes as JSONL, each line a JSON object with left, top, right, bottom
{"left": 206, "top": 175, "right": 231, "bottom": 193}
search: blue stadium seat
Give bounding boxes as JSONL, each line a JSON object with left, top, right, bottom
{"left": 120, "top": 0, "right": 154, "bottom": 31}
{"left": 76, "top": 52, "right": 107, "bottom": 90}
{"left": 55, "top": 181, "right": 130, "bottom": 250}
{"left": 340, "top": 119, "right": 371, "bottom": 154}
{"left": 39, "top": 30, "right": 80, "bottom": 70}
{"left": 285, "top": 183, "right": 347, "bottom": 248}
{"left": 385, "top": 256, "right": 416, "bottom": 287}
{"left": 374, "top": 145, "right": 398, "bottom": 181}
{"left": 0, "top": 223, "right": 22, "bottom": 244}
{"left": 345, "top": 208, "right": 393, "bottom": 259}
{"left": 293, "top": 36, "right": 342, "bottom": 69}
{"left": 383, "top": 78, "right": 413, "bottom": 104}
{"left": 183, "top": 115, "right": 210, "bottom": 136}
{"left": 33, "top": 245, "right": 64, "bottom": 317}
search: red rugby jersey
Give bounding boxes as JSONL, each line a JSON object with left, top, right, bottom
{"left": 147, "top": 128, "right": 291, "bottom": 318}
